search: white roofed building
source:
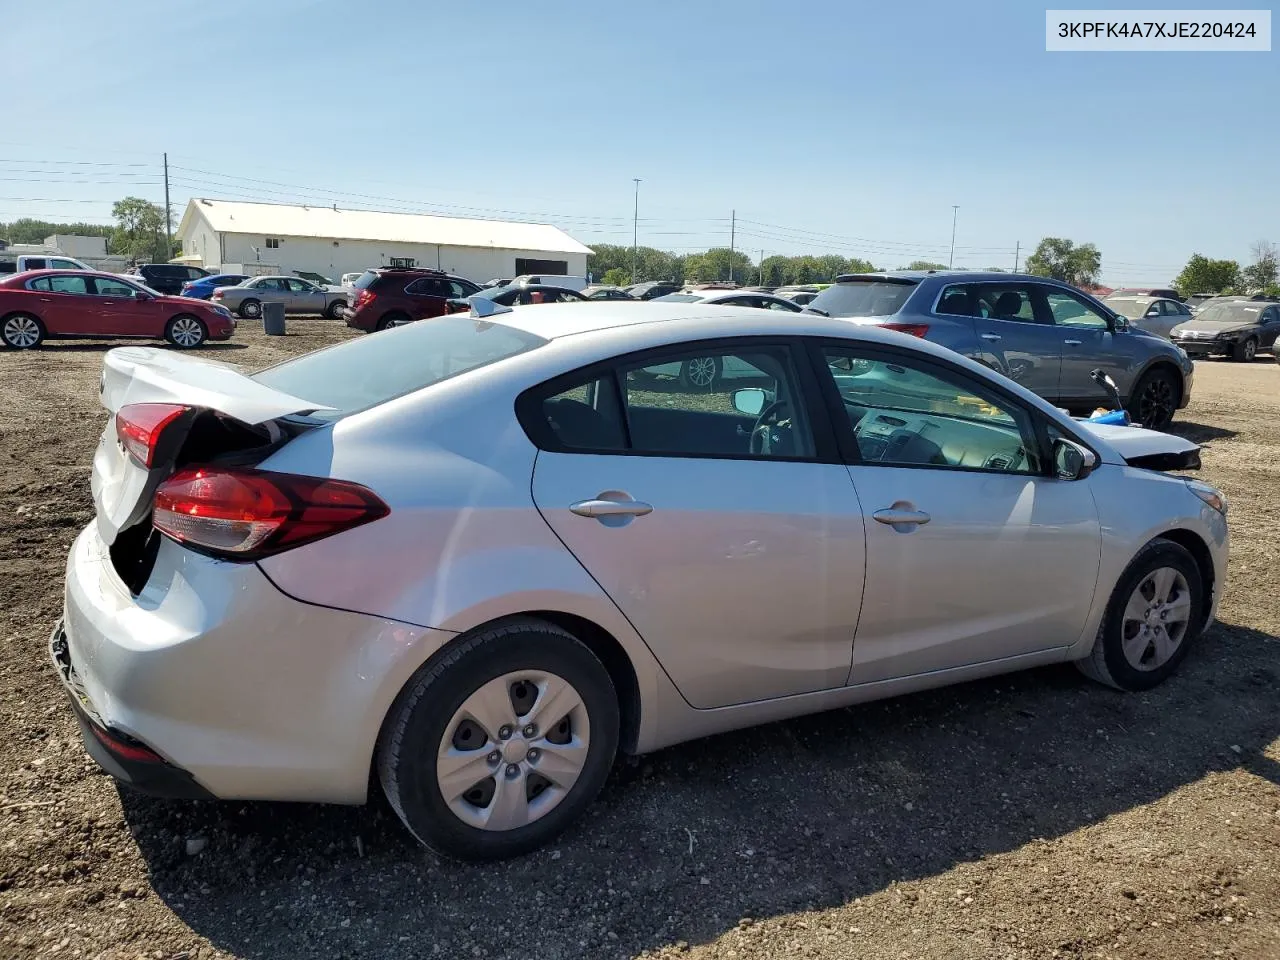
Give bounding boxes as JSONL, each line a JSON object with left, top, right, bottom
{"left": 176, "top": 199, "right": 592, "bottom": 284}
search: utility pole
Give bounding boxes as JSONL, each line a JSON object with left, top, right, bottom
{"left": 729, "top": 209, "right": 736, "bottom": 283}
{"left": 1013, "top": 240, "right": 1021, "bottom": 272}
{"left": 631, "top": 178, "right": 641, "bottom": 284}
{"left": 948, "top": 205, "right": 959, "bottom": 269}
{"left": 163, "top": 152, "right": 172, "bottom": 260}
{"left": 760, "top": 248, "right": 766, "bottom": 285}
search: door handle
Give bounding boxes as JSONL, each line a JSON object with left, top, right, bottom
{"left": 872, "top": 507, "right": 931, "bottom": 527}
{"left": 1063, "top": 339, "right": 1083, "bottom": 346}
{"left": 570, "top": 498, "right": 653, "bottom": 519}
{"left": 39, "top": 297, "right": 52, "bottom": 303}
{"left": 980, "top": 333, "right": 1001, "bottom": 341}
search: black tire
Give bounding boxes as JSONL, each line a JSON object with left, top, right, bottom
{"left": 377, "top": 618, "right": 619, "bottom": 861}
{"left": 1075, "top": 538, "right": 1205, "bottom": 692}
{"left": 1126, "top": 367, "right": 1179, "bottom": 430}
{"left": 238, "top": 299, "right": 261, "bottom": 320}
{"left": 1231, "top": 337, "right": 1257, "bottom": 363}
{"left": 326, "top": 299, "right": 347, "bottom": 320}
{"left": 376, "top": 312, "right": 411, "bottom": 332}
{"left": 679, "top": 356, "right": 722, "bottom": 390}
{"left": 164, "top": 315, "right": 207, "bottom": 349}
{"left": 1, "top": 312, "right": 45, "bottom": 349}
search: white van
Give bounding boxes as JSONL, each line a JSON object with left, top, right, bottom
{"left": 511, "top": 274, "right": 588, "bottom": 292}
{"left": 0, "top": 254, "right": 94, "bottom": 274}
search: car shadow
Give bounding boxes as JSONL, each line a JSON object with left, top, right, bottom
{"left": 120, "top": 619, "right": 1280, "bottom": 959}
{"left": 1166, "top": 420, "right": 1238, "bottom": 444}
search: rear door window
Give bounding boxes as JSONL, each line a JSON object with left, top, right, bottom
{"left": 972, "top": 284, "right": 1043, "bottom": 323}
{"left": 29, "top": 274, "right": 91, "bottom": 295}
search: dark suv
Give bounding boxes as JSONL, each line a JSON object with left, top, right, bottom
{"left": 344, "top": 267, "right": 482, "bottom": 332}
{"left": 132, "top": 263, "right": 210, "bottom": 296}
{"left": 807, "top": 271, "right": 1194, "bottom": 429}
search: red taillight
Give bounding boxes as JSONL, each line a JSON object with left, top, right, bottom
{"left": 89, "top": 724, "right": 163, "bottom": 764}
{"left": 882, "top": 323, "right": 930, "bottom": 338}
{"left": 116, "top": 403, "right": 189, "bottom": 467}
{"left": 211, "top": 291, "right": 223, "bottom": 300}
{"left": 353, "top": 289, "right": 374, "bottom": 308}
{"left": 153, "top": 466, "right": 389, "bottom": 560}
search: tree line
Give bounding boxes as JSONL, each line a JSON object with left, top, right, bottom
{"left": 1, "top": 197, "right": 172, "bottom": 264}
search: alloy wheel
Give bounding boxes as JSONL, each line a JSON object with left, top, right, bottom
{"left": 684, "top": 357, "right": 717, "bottom": 388}
{"left": 1120, "top": 566, "right": 1191, "bottom": 671}
{"left": 170, "top": 317, "right": 204, "bottom": 347}
{"left": 437, "top": 671, "right": 590, "bottom": 832}
{"left": 242, "top": 301, "right": 261, "bottom": 318}
{"left": 3, "top": 315, "right": 40, "bottom": 348}
{"left": 1138, "top": 377, "right": 1175, "bottom": 427}
{"left": 1244, "top": 339, "right": 1257, "bottom": 361}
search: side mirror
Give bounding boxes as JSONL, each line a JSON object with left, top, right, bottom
{"left": 1054, "top": 437, "right": 1098, "bottom": 481}
{"left": 1111, "top": 315, "right": 1129, "bottom": 332}
{"left": 732, "top": 387, "right": 767, "bottom": 417}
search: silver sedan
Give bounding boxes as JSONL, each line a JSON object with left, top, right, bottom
{"left": 211, "top": 275, "right": 348, "bottom": 319}
{"left": 55, "top": 301, "right": 1226, "bottom": 860}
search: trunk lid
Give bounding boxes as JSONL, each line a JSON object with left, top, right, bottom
{"left": 92, "top": 346, "right": 329, "bottom": 546}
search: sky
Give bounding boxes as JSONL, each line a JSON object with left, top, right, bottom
{"left": 0, "top": 0, "right": 1275, "bottom": 284}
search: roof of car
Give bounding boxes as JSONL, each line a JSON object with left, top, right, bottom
{"left": 833, "top": 270, "right": 1056, "bottom": 283}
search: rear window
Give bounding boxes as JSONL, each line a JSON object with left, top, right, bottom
{"left": 351, "top": 270, "right": 379, "bottom": 290}
{"left": 809, "top": 279, "right": 916, "bottom": 317}
{"left": 252, "top": 315, "right": 546, "bottom": 420}
{"left": 145, "top": 264, "right": 183, "bottom": 278}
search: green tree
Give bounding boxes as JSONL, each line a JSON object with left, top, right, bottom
{"left": 1174, "top": 254, "right": 1240, "bottom": 296}
{"left": 984, "top": 266, "right": 1007, "bottom": 273}
{"left": 601, "top": 267, "right": 630, "bottom": 287}
{"left": 844, "top": 258, "right": 877, "bottom": 275}
{"left": 1024, "top": 238, "right": 1101, "bottom": 288}
{"left": 0, "top": 217, "right": 113, "bottom": 246}
{"left": 111, "top": 196, "right": 169, "bottom": 263}
{"left": 760, "top": 255, "right": 790, "bottom": 286}
{"left": 683, "top": 247, "right": 753, "bottom": 284}
{"left": 903, "top": 260, "right": 948, "bottom": 271}
{"left": 1240, "top": 241, "right": 1278, "bottom": 294}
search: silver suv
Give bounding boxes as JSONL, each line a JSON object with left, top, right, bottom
{"left": 808, "top": 272, "right": 1194, "bottom": 428}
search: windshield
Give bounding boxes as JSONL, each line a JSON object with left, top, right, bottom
{"left": 808, "top": 280, "right": 915, "bottom": 317}
{"left": 254, "top": 316, "right": 546, "bottom": 421}
{"left": 1194, "top": 302, "right": 1263, "bottom": 324}
{"left": 1106, "top": 300, "right": 1151, "bottom": 320}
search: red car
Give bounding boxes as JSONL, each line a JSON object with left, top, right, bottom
{"left": 0, "top": 270, "right": 236, "bottom": 350}
{"left": 343, "top": 266, "right": 481, "bottom": 332}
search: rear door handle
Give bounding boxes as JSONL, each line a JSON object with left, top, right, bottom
{"left": 872, "top": 507, "right": 931, "bottom": 527}
{"left": 980, "top": 333, "right": 1001, "bottom": 342}
{"left": 1063, "top": 339, "right": 1082, "bottom": 346}
{"left": 570, "top": 498, "right": 653, "bottom": 518}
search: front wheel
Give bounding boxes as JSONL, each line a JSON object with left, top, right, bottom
{"left": 377, "top": 618, "right": 619, "bottom": 860}
{"left": 165, "top": 315, "right": 207, "bottom": 349}
{"left": 238, "top": 299, "right": 261, "bottom": 320}
{"left": 1075, "top": 538, "right": 1204, "bottom": 691}
{"left": 327, "top": 299, "right": 347, "bottom": 320}
{"left": 1126, "top": 368, "right": 1179, "bottom": 430}
{"left": 679, "top": 356, "right": 722, "bottom": 390}
{"left": 1, "top": 313, "right": 45, "bottom": 349}
{"left": 1231, "top": 337, "right": 1257, "bottom": 363}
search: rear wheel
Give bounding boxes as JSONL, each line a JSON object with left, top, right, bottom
{"left": 376, "top": 312, "right": 411, "bottom": 331}
{"left": 1076, "top": 538, "right": 1204, "bottom": 692}
{"left": 164, "top": 315, "right": 207, "bottom": 349}
{"left": 1231, "top": 337, "right": 1257, "bottom": 363}
{"left": 1, "top": 313, "right": 44, "bottom": 349}
{"left": 327, "top": 300, "right": 347, "bottom": 320}
{"left": 377, "top": 618, "right": 619, "bottom": 860}
{"left": 1126, "top": 367, "right": 1179, "bottom": 429}
{"left": 238, "top": 299, "right": 261, "bottom": 320}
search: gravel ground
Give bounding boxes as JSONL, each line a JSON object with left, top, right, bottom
{"left": 2, "top": 320, "right": 1279, "bottom": 960}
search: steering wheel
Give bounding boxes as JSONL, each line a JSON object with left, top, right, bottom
{"left": 750, "top": 399, "right": 792, "bottom": 455}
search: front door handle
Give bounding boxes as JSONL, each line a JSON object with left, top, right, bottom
{"left": 872, "top": 506, "right": 931, "bottom": 528}
{"left": 980, "top": 332, "right": 1001, "bottom": 342}
{"left": 1063, "top": 339, "right": 1083, "bottom": 346}
{"left": 570, "top": 498, "right": 653, "bottom": 519}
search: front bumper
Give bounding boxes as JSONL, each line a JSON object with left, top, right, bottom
{"left": 1172, "top": 337, "right": 1232, "bottom": 357}
{"left": 56, "top": 523, "right": 452, "bottom": 804}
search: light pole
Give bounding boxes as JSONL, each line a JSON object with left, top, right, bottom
{"left": 631, "top": 178, "right": 642, "bottom": 284}
{"left": 948, "top": 205, "right": 959, "bottom": 269}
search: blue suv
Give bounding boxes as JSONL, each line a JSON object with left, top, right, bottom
{"left": 807, "top": 271, "right": 1193, "bottom": 428}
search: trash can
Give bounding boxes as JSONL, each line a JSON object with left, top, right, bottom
{"left": 262, "top": 301, "right": 286, "bottom": 336}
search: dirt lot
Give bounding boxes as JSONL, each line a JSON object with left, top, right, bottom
{"left": 2, "top": 321, "right": 1279, "bottom": 960}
